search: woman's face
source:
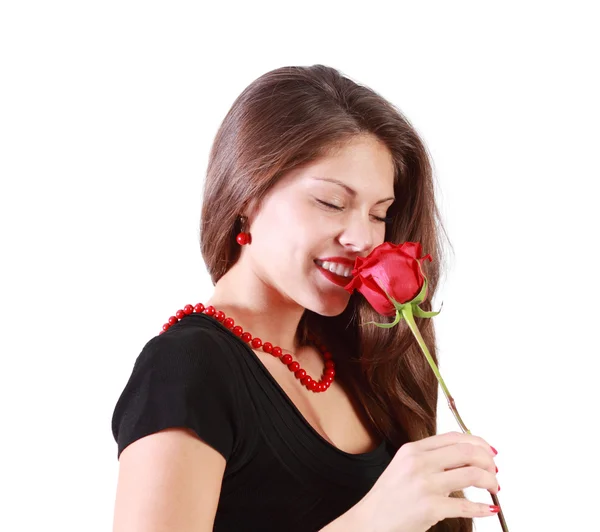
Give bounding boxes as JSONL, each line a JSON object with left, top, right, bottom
{"left": 243, "top": 134, "right": 396, "bottom": 316}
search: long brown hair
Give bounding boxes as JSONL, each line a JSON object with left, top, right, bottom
{"left": 200, "top": 65, "right": 470, "bottom": 532}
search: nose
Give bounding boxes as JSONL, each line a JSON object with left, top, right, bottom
{"left": 337, "top": 212, "right": 374, "bottom": 254}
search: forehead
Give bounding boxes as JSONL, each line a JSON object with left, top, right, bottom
{"left": 280, "top": 136, "right": 396, "bottom": 194}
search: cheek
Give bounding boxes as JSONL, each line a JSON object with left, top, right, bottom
{"left": 253, "top": 206, "right": 313, "bottom": 263}
{"left": 256, "top": 199, "right": 335, "bottom": 272}
{"left": 279, "top": 213, "right": 321, "bottom": 269}
{"left": 279, "top": 201, "right": 319, "bottom": 235}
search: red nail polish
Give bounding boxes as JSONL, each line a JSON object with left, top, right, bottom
{"left": 490, "top": 445, "right": 498, "bottom": 455}
{"left": 489, "top": 505, "right": 500, "bottom": 513}
{"left": 498, "top": 484, "right": 501, "bottom": 492}
{"left": 495, "top": 465, "right": 498, "bottom": 473}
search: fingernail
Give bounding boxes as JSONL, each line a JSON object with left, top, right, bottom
{"left": 495, "top": 465, "right": 498, "bottom": 473}
{"left": 489, "top": 505, "right": 500, "bottom": 513}
{"left": 490, "top": 445, "right": 498, "bottom": 455}
{"left": 498, "top": 483, "right": 501, "bottom": 492}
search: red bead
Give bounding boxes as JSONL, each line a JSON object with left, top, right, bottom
{"left": 159, "top": 306, "right": 336, "bottom": 394}
{"left": 251, "top": 337, "right": 262, "bottom": 348}
{"left": 236, "top": 232, "right": 250, "bottom": 245}
{"left": 262, "top": 342, "right": 273, "bottom": 353}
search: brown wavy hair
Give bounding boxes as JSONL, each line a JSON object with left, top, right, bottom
{"left": 200, "top": 64, "right": 470, "bottom": 532}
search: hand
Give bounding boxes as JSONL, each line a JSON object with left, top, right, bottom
{"left": 356, "top": 431, "right": 500, "bottom": 532}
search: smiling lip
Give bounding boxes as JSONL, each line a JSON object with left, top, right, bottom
{"left": 315, "top": 262, "right": 353, "bottom": 288}
{"left": 316, "top": 256, "right": 356, "bottom": 267}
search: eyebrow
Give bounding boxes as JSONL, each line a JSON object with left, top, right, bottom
{"left": 311, "top": 177, "right": 395, "bottom": 204}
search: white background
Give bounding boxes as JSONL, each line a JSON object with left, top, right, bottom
{"left": 1, "top": 2, "right": 597, "bottom": 531}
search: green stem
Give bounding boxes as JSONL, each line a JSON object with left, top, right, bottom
{"left": 400, "top": 305, "right": 470, "bottom": 434}
{"left": 400, "top": 304, "right": 509, "bottom": 532}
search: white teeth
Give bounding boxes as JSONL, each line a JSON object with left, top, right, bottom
{"left": 316, "top": 260, "right": 352, "bottom": 278}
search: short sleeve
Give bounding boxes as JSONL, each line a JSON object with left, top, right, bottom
{"left": 111, "top": 324, "right": 240, "bottom": 462}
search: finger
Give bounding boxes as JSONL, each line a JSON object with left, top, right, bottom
{"left": 433, "top": 495, "right": 501, "bottom": 521}
{"left": 429, "top": 442, "right": 497, "bottom": 476}
{"left": 432, "top": 466, "right": 499, "bottom": 497}
{"left": 415, "top": 431, "right": 496, "bottom": 457}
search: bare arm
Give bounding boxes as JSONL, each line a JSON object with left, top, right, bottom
{"left": 112, "top": 427, "right": 226, "bottom": 532}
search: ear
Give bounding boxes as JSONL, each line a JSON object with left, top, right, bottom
{"left": 241, "top": 197, "right": 261, "bottom": 225}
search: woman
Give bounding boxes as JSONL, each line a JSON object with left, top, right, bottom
{"left": 111, "top": 65, "right": 499, "bottom": 532}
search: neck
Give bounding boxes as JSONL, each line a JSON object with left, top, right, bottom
{"left": 206, "top": 261, "right": 307, "bottom": 354}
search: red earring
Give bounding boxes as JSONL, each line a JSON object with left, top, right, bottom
{"left": 236, "top": 216, "right": 251, "bottom": 245}
{"left": 236, "top": 232, "right": 251, "bottom": 245}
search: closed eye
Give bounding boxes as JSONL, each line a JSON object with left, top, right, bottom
{"left": 317, "top": 199, "right": 343, "bottom": 211}
{"left": 316, "top": 199, "right": 394, "bottom": 225}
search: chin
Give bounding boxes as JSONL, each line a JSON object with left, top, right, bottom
{"left": 306, "top": 294, "right": 351, "bottom": 317}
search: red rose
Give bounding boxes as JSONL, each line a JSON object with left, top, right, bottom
{"left": 344, "top": 242, "right": 433, "bottom": 317}
{"left": 343, "top": 242, "right": 505, "bottom": 520}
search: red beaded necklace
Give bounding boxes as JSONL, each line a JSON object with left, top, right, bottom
{"left": 159, "top": 302, "right": 336, "bottom": 393}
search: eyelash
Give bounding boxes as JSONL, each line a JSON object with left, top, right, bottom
{"left": 317, "top": 200, "right": 394, "bottom": 225}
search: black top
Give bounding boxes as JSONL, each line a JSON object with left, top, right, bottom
{"left": 111, "top": 312, "right": 399, "bottom": 531}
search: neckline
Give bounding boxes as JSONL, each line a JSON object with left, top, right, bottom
{"left": 189, "top": 312, "right": 388, "bottom": 460}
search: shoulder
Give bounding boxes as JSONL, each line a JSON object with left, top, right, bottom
{"left": 111, "top": 312, "right": 248, "bottom": 461}
{"left": 133, "top": 313, "right": 241, "bottom": 378}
